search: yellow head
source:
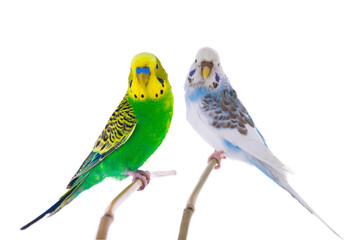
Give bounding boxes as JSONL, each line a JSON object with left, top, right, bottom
{"left": 128, "top": 52, "right": 170, "bottom": 101}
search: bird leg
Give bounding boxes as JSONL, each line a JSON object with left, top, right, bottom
{"left": 126, "top": 170, "right": 151, "bottom": 191}
{"left": 208, "top": 150, "right": 226, "bottom": 170}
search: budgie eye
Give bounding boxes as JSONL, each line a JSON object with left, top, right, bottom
{"left": 156, "top": 64, "right": 158, "bottom": 69}
{"left": 218, "top": 63, "right": 220, "bottom": 66}
{"left": 130, "top": 67, "right": 132, "bottom": 72}
{"left": 195, "top": 59, "right": 197, "bottom": 63}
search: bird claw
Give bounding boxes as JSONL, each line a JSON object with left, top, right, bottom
{"left": 126, "top": 170, "right": 151, "bottom": 191}
{"left": 208, "top": 150, "right": 226, "bottom": 170}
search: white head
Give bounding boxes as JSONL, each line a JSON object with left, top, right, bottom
{"left": 185, "top": 47, "right": 227, "bottom": 91}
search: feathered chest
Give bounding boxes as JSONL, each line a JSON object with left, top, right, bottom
{"left": 129, "top": 92, "right": 173, "bottom": 133}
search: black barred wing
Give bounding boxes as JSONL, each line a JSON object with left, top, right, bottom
{"left": 92, "top": 94, "right": 136, "bottom": 156}
{"left": 201, "top": 88, "right": 255, "bottom": 135}
{"left": 67, "top": 94, "right": 137, "bottom": 188}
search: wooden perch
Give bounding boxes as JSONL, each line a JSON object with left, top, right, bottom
{"left": 96, "top": 170, "right": 176, "bottom": 240}
{"left": 178, "top": 158, "right": 218, "bottom": 240}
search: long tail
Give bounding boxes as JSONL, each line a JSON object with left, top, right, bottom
{"left": 20, "top": 174, "right": 88, "bottom": 230}
{"left": 249, "top": 157, "right": 343, "bottom": 239}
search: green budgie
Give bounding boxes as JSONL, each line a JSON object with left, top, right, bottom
{"left": 21, "top": 52, "right": 174, "bottom": 230}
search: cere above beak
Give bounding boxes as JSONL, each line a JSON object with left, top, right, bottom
{"left": 201, "top": 61, "right": 214, "bottom": 79}
{"left": 136, "top": 66, "right": 150, "bottom": 87}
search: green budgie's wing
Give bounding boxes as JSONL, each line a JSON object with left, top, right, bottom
{"left": 67, "top": 94, "right": 137, "bottom": 189}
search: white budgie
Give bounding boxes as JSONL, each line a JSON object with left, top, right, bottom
{"left": 184, "top": 47, "right": 342, "bottom": 239}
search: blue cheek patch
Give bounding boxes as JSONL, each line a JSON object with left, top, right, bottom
{"left": 189, "top": 69, "right": 196, "bottom": 77}
{"left": 215, "top": 73, "right": 220, "bottom": 82}
{"left": 136, "top": 66, "right": 150, "bottom": 75}
{"left": 157, "top": 77, "right": 164, "bottom": 87}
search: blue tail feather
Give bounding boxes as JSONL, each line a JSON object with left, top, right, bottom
{"left": 20, "top": 186, "right": 77, "bottom": 230}
{"left": 248, "top": 158, "right": 282, "bottom": 187}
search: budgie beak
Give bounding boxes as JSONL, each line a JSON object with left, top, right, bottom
{"left": 201, "top": 61, "right": 213, "bottom": 79}
{"left": 137, "top": 73, "right": 149, "bottom": 88}
{"left": 136, "top": 66, "right": 150, "bottom": 88}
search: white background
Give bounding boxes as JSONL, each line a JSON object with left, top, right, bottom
{"left": 1, "top": 1, "right": 360, "bottom": 239}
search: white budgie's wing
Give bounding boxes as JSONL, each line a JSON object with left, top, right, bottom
{"left": 199, "top": 88, "right": 288, "bottom": 175}
{"left": 198, "top": 88, "right": 343, "bottom": 238}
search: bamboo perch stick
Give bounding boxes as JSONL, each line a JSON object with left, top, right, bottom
{"left": 96, "top": 170, "right": 177, "bottom": 240}
{"left": 178, "top": 158, "right": 218, "bottom": 240}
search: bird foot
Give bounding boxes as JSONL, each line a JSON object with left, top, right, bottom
{"left": 208, "top": 150, "right": 226, "bottom": 170}
{"left": 126, "top": 170, "right": 151, "bottom": 191}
